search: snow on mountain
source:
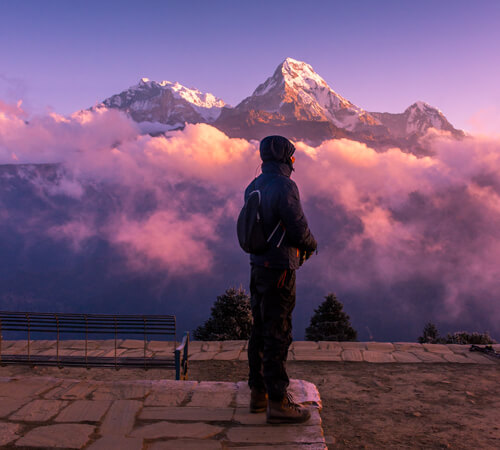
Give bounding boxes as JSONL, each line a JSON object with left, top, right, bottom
{"left": 97, "top": 57, "right": 463, "bottom": 150}
{"left": 100, "top": 78, "right": 226, "bottom": 127}
{"left": 370, "top": 101, "right": 463, "bottom": 138}
{"left": 231, "top": 57, "right": 379, "bottom": 131}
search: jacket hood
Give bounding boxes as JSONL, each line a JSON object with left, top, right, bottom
{"left": 259, "top": 135, "right": 295, "bottom": 164}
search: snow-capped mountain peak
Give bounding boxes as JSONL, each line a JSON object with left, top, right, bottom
{"left": 101, "top": 78, "right": 226, "bottom": 127}
{"left": 246, "top": 57, "right": 377, "bottom": 130}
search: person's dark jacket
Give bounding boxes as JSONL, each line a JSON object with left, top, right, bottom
{"left": 244, "top": 136, "right": 317, "bottom": 270}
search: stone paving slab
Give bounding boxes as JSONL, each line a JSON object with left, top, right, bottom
{"left": 226, "top": 425, "right": 325, "bottom": 445}
{"left": 15, "top": 423, "right": 95, "bottom": 448}
{"left": 130, "top": 421, "right": 225, "bottom": 439}
{"left": 0, "top": 375, "right": 324, "bottom": 448}
{"left": 100, "top": 399, "right": 142, "bottom": 436}
{"left": 0, "top": 398, "right": 31, "bottom": 418}
{"left": 0, "top": 422, "right": 21, "bottom": 446}
{"left": 140, "top": 406, "right": 234, "bottom": 422}
{"left": 149, "top": 440, "right": 222, "bottom": 449}
{"left": 55, "top": 399, "right": 111, "bottom": 422}
{"left": 10, "top": 399, "right": 67, "bottom": 422}
{"left": 87, "top": 435, "right": 143, "bottom": 450}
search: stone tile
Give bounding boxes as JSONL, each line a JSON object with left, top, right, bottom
{"left": 55, "top": 400, "right": 111, "bottom": 422}
{"left": 466, "top": 352, "right": 497, "bottom": 364}
{"left": 87, "top": 436, "right": 143, "bottom": 450}
{"left": 447, "top": 344, "right": 471, "bottom": 353}
{"left": 231, "top": 445, "right": 327, "bottom": 450}
{"left": 93, "top": 382, "right": 151, "bottom": 400}
{"left": 291, "top": 341, "right": 319, "bottom": 350}
{"left": 10, "top": 399, "right": 67, "bottom": 422}
{"left": 393, "top": 343, "right": 423, "bottom": 351}
{"left": 15, "top": 423, "right": 94, "bottom": 448}
{"left": 145, "top": 381, "right": 198, "bottom": 406}
{"left": 318, "top": 341, "right": 339, "bottom": 350}
{"left": 100, "top": 348, "right": 128, "bottom": 358}
{"left": 293, "top": 351, "right": 342, "bottom": 361}
{"left": 220, "top": 340, "right": 245, "bottom": 351}
{"left": 341, "top": 349, "right": 363, "bottom": 362}
{"left": 149, "top": 440, "right": 222, "bottom": 449}
{"left": 140, "top": 406, "right": 234, "bottom": 422}
{"left": 0, "top": 398, "right": 31, "bottom": 418}
{"left": 130, "top": 421, "right": 224, "bottom": 439}
{"left": 189, "top": 351, "right": 219, "bottom": 361}
{"left": 187, "top": 341, "right": 203, "bottom": 354}
{"left": 188, "top": 381, "right": 236, "bottom": 407}
{"left": 0, "top": 422, "right": 21, "bottom": 446}
{"left": 235, "top": 381, "right": 250, "bottom": 407}
{"left": 443, "top": 353, "right": 475, "bottom": 363}
{"left": 213, "top": 350, "right": 242, "bottom": 360}
{"left": 233, "top": 407, "right": 321, "bottom": 426}
{"left": 201, "top": 342, "right": 222, "bottom": 352}
{"left": 422, "top": 344, "right": 453, "bottom": 353}
{"left": 365, "top": 342, "right": 395, "bottom": 352}
{"left": 392, "top": 351, "right": 422, "bottom": 363}
{"left": 43, "top": 380, "right": 79, "bottom": 399}
{"left": 226, "top": 425, "right": 325, "bottom": 444}
{"left": 410, "top": 351, "right": 446, "bottom": 363}
{"left": 340, "top": 342, "right": 366, "bottom": 350}
{"left": 148, "top": 340, "right": 175, "bottom": 351}
{"left": 2, "top": 341, "right": 27, "bottom": 353}
{"left": 58, "top": 381, "right": 99, "bottom": 399}
{"left": 362, "top": 351, "right": 395, "bottom": 363}
{"left": 100, "top": 400, "right": 142, "bottom": 436}
{"left": 120, "top": 339, "right": 145, "bottom": 349}
{"left": 0, "top": 378, "right": 58, "bottom": 398}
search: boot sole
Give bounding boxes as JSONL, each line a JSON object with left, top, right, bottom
{"left": 250, "top": 407, "right": 267, "bottom": 413}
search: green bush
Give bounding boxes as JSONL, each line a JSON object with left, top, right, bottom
{"left": 418, "top": 322, "right": 497, "bottom": 345}
{"left": 193, "top": 287, "right": 252, "bottom": 341}
{"left": 305, "top": 293, "right": 357, "bottom": 341}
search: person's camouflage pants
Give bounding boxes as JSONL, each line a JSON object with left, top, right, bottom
{"left": 248, "top": 265, "right": 296, "bottom": 401}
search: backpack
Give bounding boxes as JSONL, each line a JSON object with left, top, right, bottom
{"left": 237, "top": 179, "right": 285, "bottom": 254}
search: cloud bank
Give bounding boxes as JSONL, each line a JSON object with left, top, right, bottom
{"left": 1, "top": 102, "right": 499, "bottom": 340}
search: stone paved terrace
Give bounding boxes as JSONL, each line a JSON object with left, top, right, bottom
{"left": 0, "top": 375, "right": 324, "bottom": 449}
{"left": 0, "top": 340, "right": 498, "bottom": 448}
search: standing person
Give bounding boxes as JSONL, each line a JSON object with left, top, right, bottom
{"left": 245, "top": 135, "right": 317, "bottom": 424}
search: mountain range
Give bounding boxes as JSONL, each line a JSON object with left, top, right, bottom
{"left": 100, "top": 57, "right": 464, "bottom": 154}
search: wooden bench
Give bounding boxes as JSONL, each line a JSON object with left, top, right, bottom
{"left": 0, "top": 311, "right": 189, "bottom": 380}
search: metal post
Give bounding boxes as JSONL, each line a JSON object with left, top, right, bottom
{"left": 0, "top": 318, "right": 3, "bottom": 364}
{"left": 26, "top": 313, "right": 31, "bottom": 363}
{"left": 175, "top": 347, "right": 180, "bottom": 380}
{"left": 55, "top": 313, "right": 60, "bottom": 368}
{"left": 84, "top": 315, "right": 88, "bottom": 369}
{"left": 114, "top": 316, "right": 117, "bottom": 370}
{"left": 143, "top": 316, "right": 147, "bottom": 370}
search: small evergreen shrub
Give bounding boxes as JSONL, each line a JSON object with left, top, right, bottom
{"left": 418, "top": 322, "right": 497, "bottom": 345}
{"left": 193, "top": 287, "right": 252, "bottom": 341}
{"left": 305, "top": 293, "right": 357, "bottom": 341}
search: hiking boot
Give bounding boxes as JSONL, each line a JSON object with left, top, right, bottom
{"left": 250, "top": 388, "right": 268, "bottom": 413}
{"left": 266, "top": 392, "right": 311, "bottom": 424}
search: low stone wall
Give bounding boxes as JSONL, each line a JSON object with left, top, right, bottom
{"left": 1, "top": 339, "right": 498, "bottom": 364}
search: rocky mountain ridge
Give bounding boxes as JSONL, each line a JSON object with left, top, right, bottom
{"left": 98, "top": 57, "right": 464, "bottom": 153}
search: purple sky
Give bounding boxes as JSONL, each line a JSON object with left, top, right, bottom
{"left": 1, "top": 0, "right": 499, "bottom": 134}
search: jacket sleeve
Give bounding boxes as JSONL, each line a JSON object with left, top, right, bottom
{"left": 278, "top": 180, "right": 317, "bottom": 252}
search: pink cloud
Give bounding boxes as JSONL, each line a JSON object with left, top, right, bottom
{"left": 2, "top": 102, "right": 500, "bottom": 333}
